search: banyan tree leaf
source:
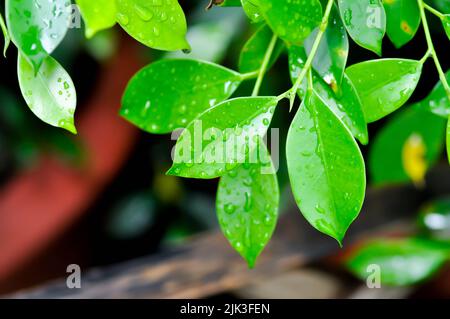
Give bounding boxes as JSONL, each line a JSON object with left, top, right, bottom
{"left": 422, "top": 70, "right": 450, "bottom": 118}
{"left": 286, "top": 90, "right": 366, "bottom": 244}
{"left": 241, "top": 0, "right": 264, "bottom": 23}
{"left": 121, "top": 59, "right": 243, "bottom": 134}
{"left": 346, "top": 58, "right": 422, "bottom": 123}
{"left": 383, "top": 0, "right": 421, "bottom": 48}
{"left": 76, "top": 0, "right": 117, "bottom": 38}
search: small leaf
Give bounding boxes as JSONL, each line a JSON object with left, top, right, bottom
{"left": 286, "top": 90, "right": 366, "bottom": 244}
{"left": 442, "top": 15, "right": 450, "bottom": 41}
{"left": 168, "top": 97, "right": 278, "bottom": 179}
{"left": 384, "top": 0, "right": 421, "bottom": 48}
{"left": 346, "top": 58, "right": 422, "bottom": 122}
{"left": 347, "top": 238, "right": 449, "bottom": 286}
{"left": 76, "top": 0, "right": 117, "bottom": 38}
{"left": 369, "top": 105, "right": 445, "bottom": 185}
{"left": 241, "top": 0, "right": 264, "bottom": 23}
{"left": 6, "top": 0, "right": 71, "bottom": 71}
{"left": 217, "top": 144, "right": 279, "bottom": 268}
{"left": 18, "top": 54, "right": 77, "bottom": 134}
{"left": 257, "top": 0, "right": 322, "bottom": 44}
{"left": 0, "top": 13, "right": 10, "bottom": 57}
{"left": 238, "top": 24, "right": 284, "bottom": 73}
{"left": 422, "top": 71, "right": 450, "bottom": 118}
{"left": 121, "top": 59, "right": 243, "bottom": 134}
{"left": 288, "top": 46, "right": 368, "bottom": 144}
{"left": 304, "top": 3, "right": 348, "bottom": 91}
{"left": 116, "top": 0, "right": 190, "bottom": 51}
{"left": 418, "top": 198, "right": 450, "bottom": 242}
{"left": 337, "top": 0, "right": 386, "bottom": 56}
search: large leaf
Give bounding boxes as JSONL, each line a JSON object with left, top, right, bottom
{"left": 288, "top": 46, "right": 368, "bottom": 144}
{"left": 241, "top": 0, "right": 264, "bottom": 23}
{"left": 168, "top": 97, "right": 278, "bottom": 179}
{"left": 6, "top": 0, "right": 71, "bottom": 70}
{"left": 304, "top": 3, "right": 348, "bottom": 91}
{"left": 347, "top": 238, "right": 449, "bottom": 286}
{"left": 238, "top": 24, "right": 284, "bottom": 73}
{"left": 257, "top": 0, "right": 322, "bottom": 44}
{"left": 369, "top": 105, "right": 446, "bottom": 186}
{"left": 217, "top": 144, "right": 279, "bottom": 268}
{"left": 422, "top": 71, "right": 450, "bottom": 118}
{"left": 18, "top": 54, "right": 77, "bottom": 134}
{"left": 383, "top": 0, "right": 421, "bottom": 48}
{"left": 337, "top": 0, "right": 386, "bottom": 55}
{"left": 0, "top": 13, "right": 10, "bottom": 57}
{"left": 76, "top": 0, "right": 117, "bottom": 38}
{"left": 346, "top": 59, "right": 422, "bottom": 123}
{"left": 286, "top": 90, "right": 366, "bottom": 244}
{"left": 121, "top": 59, "right": 243, "bottom": 134}
{"left": 116, "top": 0, "right": 190, "bottom": 51}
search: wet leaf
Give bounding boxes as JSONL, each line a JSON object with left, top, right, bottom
{"left": 217, "top": 144, "right": 279, "bottom": 268}
{"left": 241, "top": 0, "right": 264, "bottom": 23}
{"left": 121, "top": 59, "right": 243, "bottom": 134}
{"left": 286, "top": 90, "right": 365, "bottom": 244}
{"left": 76, "top": 0, "right": 117, "bottom": 38}
{"left": 0, "top": 13, "right": 10, "bottom": 57}
{"left": 422, "top": 71, "right": 450, "bottom": 118}
{"left": 116, "top": 0, "right": 190, "bottom": 51}
{"left": 17, "top": 54, "right": 77, "bottom": 134}
{"left": 418, "top": 198, "right": 450, "bottom": 242}
{"left": 346, "top": 59, "right": 422, "bottom": 123}
{"left": 337, "top": 0, "right": 386, "bottom": 56}
{"left": 347, "top": 238, "right": 449, "bottom": 286}
{"left": 442, "top": 15, "right": 450, "bottom": 41}
{"left": 383, "top": 0, "right": 421, "bottom": 48}
{"left": 168, "top": 97, "right": 278, "bottom": 179}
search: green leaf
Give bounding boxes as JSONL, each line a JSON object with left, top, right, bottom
{"left": 0, "top": 13, "right": 10, "bottom": 57}
{"left": 215, "top": 0, "right": 242, "bottom": 6}
{"left": 422, "top": 71, "right": 450, "bottom": 118}
{"left": 288, "top": 46, "right": 368, "bottom": 145}
{"left": 347, "top": 238, "right": 449, "bottom": 286}
{"left": 418, "top": 198, "right": 450, "bottom": 242}
{"left": 442, "top": 15, "right": 450, "bottom": 41}
{"left": 6, "top": 0, "right": 71, "bottom": 71}
{"left": 168, "top": 97, "right": 278, "bottom": 179}
{"left": 257, "top": 0, "right": 322, "bottom": 44}
{"left": 121, "top": 59, "right": 243, "bottom": 134}
{"left": 369, "top": 105, "right": 445, "bottom": 186}
{"left": 217, "top": 144, "right": 279, "bottom": 268}
{"left": 241, "top": 0, "right": 264, "bottom": 23}
{"left": 76, "top": 0, "right": 117, "bottom": 38}
{"left": 337, "top": 0, "right": 386, "bottom": 55}
{"left": 238, "top": 24, "right": 284, "bottom": 73}
{"left": 18, "top": 54, "right": 77, "bottom": 134}
{"left": 304, "top": 3, "right": 348, "bottom": 91}
{"left": 346, "top": 59, "right": 422, "bottom": 123}
{"left": 116, "top": 0, "right": 190, "bottom": 51}
{"left": 383, "top": 0, "right": 421, "bottom": 48}
{"left": 286, "top": 90, "right": 366, "bottom": 244}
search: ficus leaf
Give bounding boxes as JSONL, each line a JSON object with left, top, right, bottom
{"left": 116, "top": 0, "right": 190, "bottom": 51}
{"left": 347, "top": 238, "right": 449, "bottom": 286}
{"left": 346, "top": 58, "right": 422, "bottom": 123}
{"left": 217, "top": 143, "right": 279, "bottom": 268}
{"left": 369, "top": 105, "right": 446, "bottom": 186}
{"left": 168, "top": 97, "right": 278, "bottom": 179}
{"left": 76, "top": 0, "right": 117, "bottom": 38}
{"left": 121, "top": 59, "right": 243, "bottom": 134}
{"left": 442, "top": 15, "right": 450, "bottom": 41}
{"left": 422, "top": 71, "right": 450, "bottom": 118}
{"left": 17, "top": 53, "right": 77, "bottom": 134}
{"left": 288, "top": 46, "right": 368, "bottom": 145}
{"left": 0, "top": 13, "right": 10, "bottom": 57}
{"left": 337, "top": 0, "right": 386, "bottom": 56}
{"left": 286, "top": 90, "right": 366, "bottom": 244}
{"left": 383, "top": 0, "right": 421, "bottom": 48}
{"left": 241, "top": 0, "right": 264, "bottom": 23}
{"left": 238, "top": 24, "right": 285, "bottom": 73}
{"left": 6, "top": 0, "right": 71, "bottom": 71}
{"left": 257, "top": 0, "right": 323, "bottom": 44}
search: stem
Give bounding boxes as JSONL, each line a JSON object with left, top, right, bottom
{"left": 240, "top": 70, "right": 259, "bottom": 80}
{"left": 418, "top": 0, "right": 450, "bottom": 100}
{"left": 423, "top": 3, "right": 444, "bottom": 19}
{"left": 252, "top": 33, "right": 278, "bottom": 96}
{"left": 288, "top": 0, "right": 334, "bottom": 109}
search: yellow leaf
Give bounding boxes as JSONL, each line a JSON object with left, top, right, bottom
{"left": 402, "top": 133, "right": 427, "bottom": 187}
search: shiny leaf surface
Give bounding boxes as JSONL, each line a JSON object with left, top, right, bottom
{"left": 384, "top": 0, "right": 421, "bottom": 48}
{"left": 76, "top": 0, "right": 117, "bottom": 38}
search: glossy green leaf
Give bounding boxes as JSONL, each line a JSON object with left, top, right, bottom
{"left": 116, "top": 0, "right": 190, "bottom": 51}
{"left": 346, "top": 59, "right": 422, "bottom": 123}
{"left": 442, "top": 15, "right": 450, "bottom": 41}
{"left": 238, "top": 24, "right": 284, "bottom": 73}
{"left": 217, "top": 144, "right": 279, "bottom": 268}
{"left": 304, "top": 3, "right": 348, "bottom": 91}
{"left": 288, "top": 46, "right": 368, "bottom": 144}
{"left": 369, "top": 105, "right": 446, "bottom": 185}
{"left": 286, "top": 90, "right": 366, "bottom": 244}
{"left": 6, "top": 0, "right": 71, "bottom": 71}
{"left": 168, "top": 97, "right": 278, "bottom": 179}
{"left": 121, "top": 59, "right": 243, "bottom": 134}
{"left": 422, "top": 71, "right": 450, "bottom": 118}
{"left": 18, "top": 54, "right": 77, "bottom": 134}
{"left": 347, "top": 238, "right": 449, "bottom": 286}
{"left": 383, "top": 0, "right": 421, "bottom": 48}
{"left": 76, "top": 0, "right": 117, "bottom": 38}
{"left": 0, "top": 13, "right": 10, "bottom": 57}
{"left": 337, "top": 0, "right": 386, "bottom": 55}
{"left": 241, "top": 0, "right": 264, "bottom": 23}
{"left": 257, "top": 0, "right": 322, "bottom": 44}
{"left": 418, "top": 198, "right": 450, "bottom": 242}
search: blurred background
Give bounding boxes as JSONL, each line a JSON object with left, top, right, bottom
{"left": 0, "top": 0, "right": 449, "bottom": 298}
